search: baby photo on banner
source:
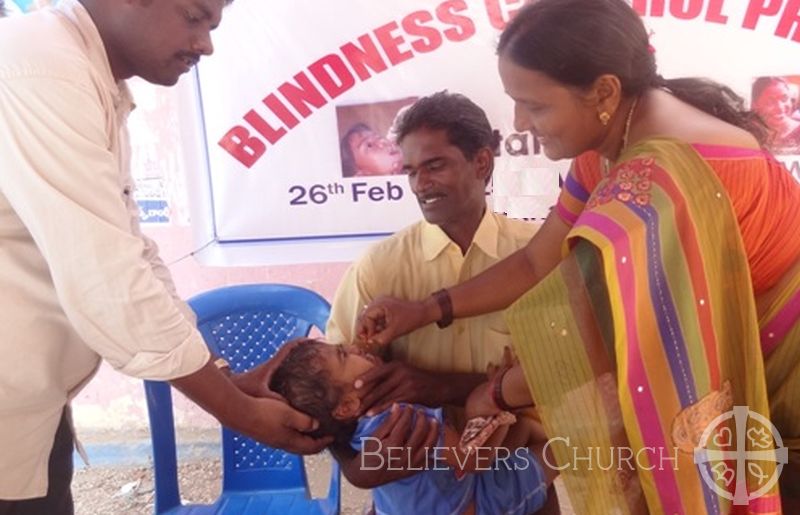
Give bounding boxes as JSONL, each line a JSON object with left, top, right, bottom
{"left": 336, "top": 97, "right": 416, "bottom": 179}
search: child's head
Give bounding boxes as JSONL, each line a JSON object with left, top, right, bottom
{"left": 269, "top": 338, "right": 381, "bottom": 443}
{"left": 340, "top": 123, "right": 403, "bottom": 177}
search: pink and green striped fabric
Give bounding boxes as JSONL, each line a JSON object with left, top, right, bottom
{"left": 507, "top": 139, "right": 785, "bottom": 514}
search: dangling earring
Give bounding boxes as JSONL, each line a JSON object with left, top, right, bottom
{"left": 598, "top": 111, "right": 611, "bottom": 126}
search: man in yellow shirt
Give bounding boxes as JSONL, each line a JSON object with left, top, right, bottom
{"left": 326, "top": 92, "right": 558, "bottom": 512}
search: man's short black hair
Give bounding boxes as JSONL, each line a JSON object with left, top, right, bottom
{"left": 394, "top": 90, "right": 500, "bottom": 161}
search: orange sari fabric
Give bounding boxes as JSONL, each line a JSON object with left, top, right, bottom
{"left": 558, "top": 146, "right": 800, "bottom": 294}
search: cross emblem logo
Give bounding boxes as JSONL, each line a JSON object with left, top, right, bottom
{"left": 694, "top": 406, "right": 788, "bottom": 504}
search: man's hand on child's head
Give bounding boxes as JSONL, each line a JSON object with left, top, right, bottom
{"left": 230, "top": 337, "right": 311, "bottom": 399}
{"left": 228, "top": 338, "right": 331, "bottom": 451}
{"left": 242, "top": 397, "right": 333, "bottom": 455}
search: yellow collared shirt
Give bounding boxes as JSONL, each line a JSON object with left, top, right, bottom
{"left": 327, "top": 210, "right": 537, "bottom": 374}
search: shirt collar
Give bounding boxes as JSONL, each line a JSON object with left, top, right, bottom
{"left": 420, "top": 209, "right": 500, "bottom": 262}
{"left": 57, "top": 0, "right": 133, "bottom": 111}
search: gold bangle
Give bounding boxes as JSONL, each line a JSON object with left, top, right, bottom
{"left": 213, "top": 357, "right": 230, "bottom": 371}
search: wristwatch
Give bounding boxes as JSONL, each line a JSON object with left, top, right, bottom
{"left": 432, "top": 288, "right": 454, "bottom": 329}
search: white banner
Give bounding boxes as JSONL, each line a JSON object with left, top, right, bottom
{"left": 189, "top": 0, "right": 800, "bottom": 265}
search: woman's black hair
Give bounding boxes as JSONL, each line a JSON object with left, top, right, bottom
{"left": 498, "top": 0, "right": 769, "bottom": 145}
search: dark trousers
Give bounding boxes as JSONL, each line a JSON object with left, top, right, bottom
{"left": 0, "top": 408, "right": 74, "bottom": 515}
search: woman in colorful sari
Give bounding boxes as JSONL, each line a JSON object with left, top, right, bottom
{"left": 357, "top": 0, "right": 800, "bottom": 513}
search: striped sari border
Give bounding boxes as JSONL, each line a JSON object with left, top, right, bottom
{"left": 577, "top": 210, "right": 683, "bottom": 513}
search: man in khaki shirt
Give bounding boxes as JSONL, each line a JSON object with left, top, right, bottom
{"left": 0, "top": 1, "right": 328, "bottom": 511}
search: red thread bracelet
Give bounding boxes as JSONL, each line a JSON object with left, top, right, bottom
{"left": 491, "top": 366, "right": 514, "bottom": 411}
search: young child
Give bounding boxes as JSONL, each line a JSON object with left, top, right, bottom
{"left": 269, "top": 338, "right": 553, "bottom": 515}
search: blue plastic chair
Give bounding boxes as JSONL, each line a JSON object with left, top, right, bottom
{"left": 144, "top": 284, "right": 340, "bottom": 515}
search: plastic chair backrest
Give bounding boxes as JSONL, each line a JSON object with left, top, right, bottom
{"left": 189, "top": 284, "right": 331, "bottom": 493}
{"left": 144, "top": 284, "right": 333, "bottom": 513}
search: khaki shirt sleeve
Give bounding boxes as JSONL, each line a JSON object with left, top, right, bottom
{"left": 0, "top": 74, "right": 208, "bottom": 380}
